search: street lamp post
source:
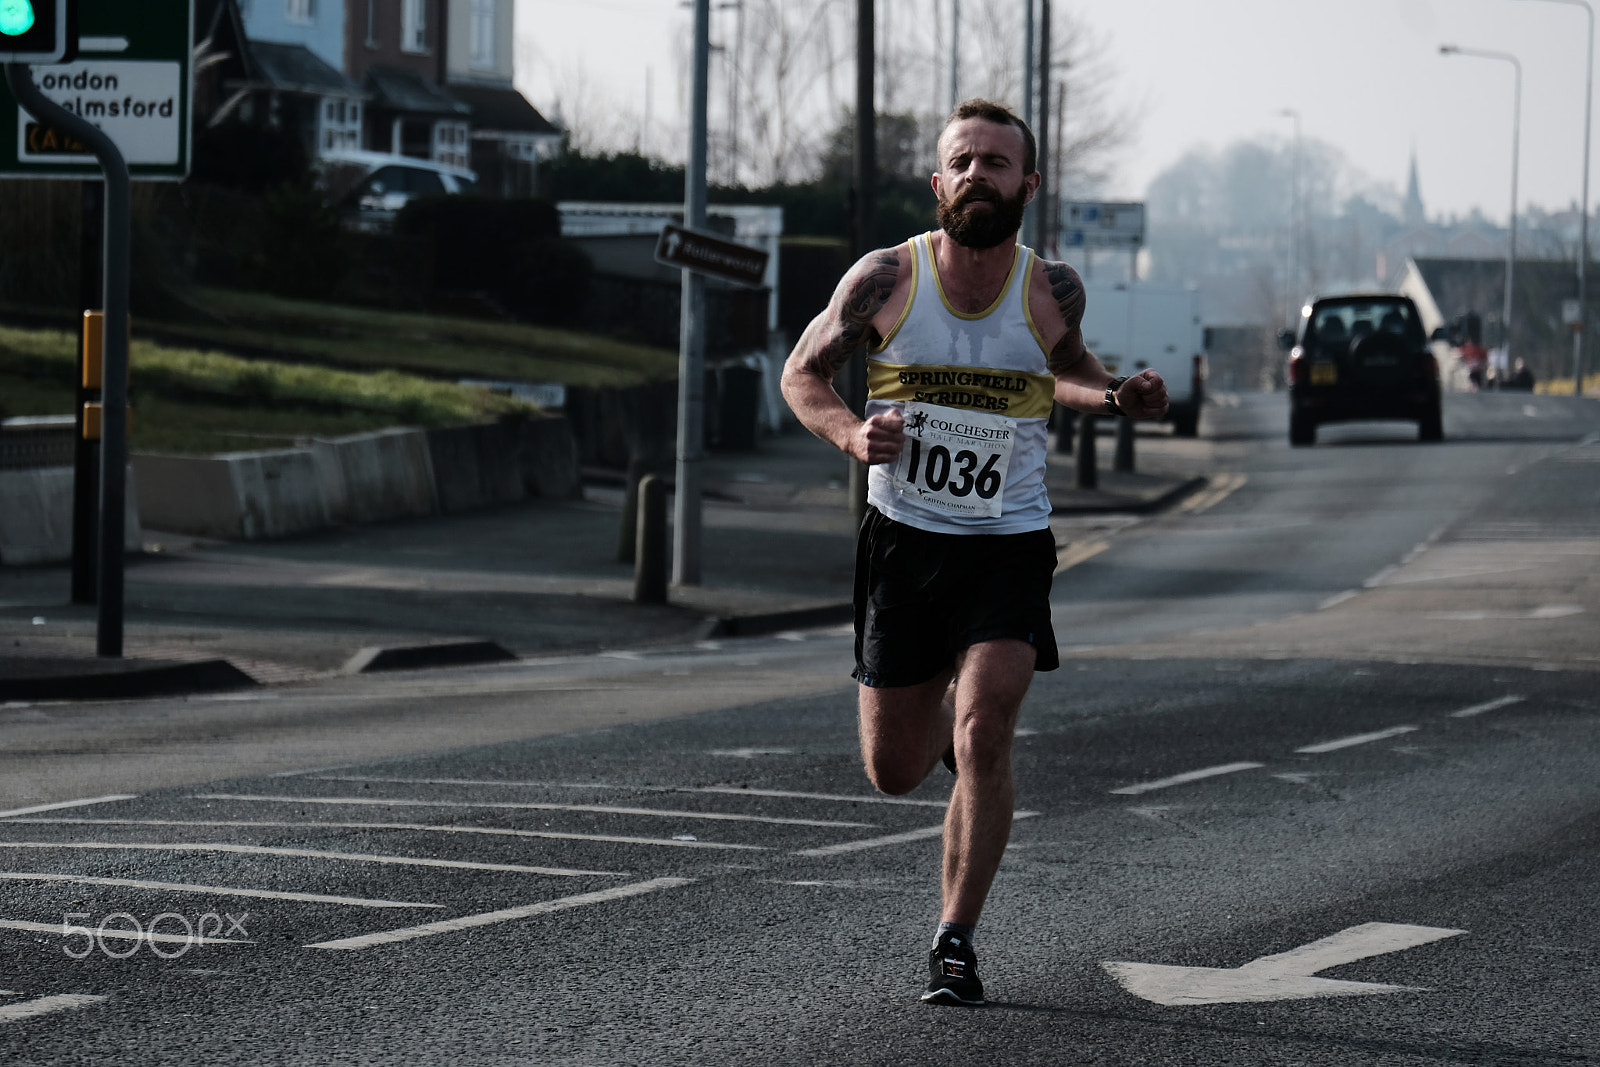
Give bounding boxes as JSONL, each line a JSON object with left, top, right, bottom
{"left": 1441, "top": 44, "right": 1522, "bottom": 372}
{"left": 1279, "top": 108, "right": 1301, "bottom": 323}
{"left": 1515, "top": 0, "right": 1591, "bottom": 395}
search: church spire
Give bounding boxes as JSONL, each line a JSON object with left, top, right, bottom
{"left": 1404, "top": 148, "right": 1426, "bottom": 227}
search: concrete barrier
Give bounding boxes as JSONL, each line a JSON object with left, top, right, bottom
{"left": 313, "top": 428, "right": 438, "bottom": 525}
{"left": 0, "top": 465, "right": 143, "bottom": 565}
{"left": 131, "top": 417, "right": 580, "bottom": 541}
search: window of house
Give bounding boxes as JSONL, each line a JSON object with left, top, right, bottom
{"left": 319, "top": 97, "right": 363, "bottom": 155}
{"left": 432, "top": 121, "right": 470, "bottom": 170}
{"left": 286, "top": 0, "right": 314, "bottom": 24}
{"left": 470, "top": 0, "right": 496, "bottom": 69}
{"left": 402, "top": 0, "right": 427, "bottom": 53}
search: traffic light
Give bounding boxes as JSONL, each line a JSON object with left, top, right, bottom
{"left": 0, "top": 0, "right": 75, "bottom": 64}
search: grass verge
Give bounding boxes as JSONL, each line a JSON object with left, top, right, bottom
{"left": 0, "top": 324, "right": 538, "bottom": 455}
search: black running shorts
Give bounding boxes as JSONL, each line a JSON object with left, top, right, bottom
{"left": 852, "top": 506, "right": 1060, "bottom": 688}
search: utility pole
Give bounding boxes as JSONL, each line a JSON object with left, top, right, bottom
{"left": 1022, "top": 0, "right": 1035, "bottom": 247}
{"left": 674, "top": 0, "right": 711, "bottom": 586}
{"left": 849, "top": 0, "right": 876, "bottom": 524}
{"left": 948, "top": 0, "right": 959, "bottom": 111}
{"left": 1035, "top": 0, "right": 1051, "bottom": 253}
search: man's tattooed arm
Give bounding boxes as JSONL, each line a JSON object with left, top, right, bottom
{"left": 793, "top": 249, "right": 901, "bottom": 381}
{"left": 1043, "top": 259, "right": 1089, "bottom": 375}
{"left": 781, "top": 247, "right": 909, "bottom": 464}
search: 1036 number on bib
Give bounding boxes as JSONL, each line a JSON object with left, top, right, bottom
{"left": 891, "top": 403, "right": 1014, "bottom": 518}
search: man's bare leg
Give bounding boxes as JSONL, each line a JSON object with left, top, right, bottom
{"left": 939, "top": 639, "right": 1036, "bottom": 925}
{"left": 857, "top": 668, "right": 957, "bottom": 796}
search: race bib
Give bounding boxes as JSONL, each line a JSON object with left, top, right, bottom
{"left": 891, "top": 402, "right": 1015, "bottom": 518}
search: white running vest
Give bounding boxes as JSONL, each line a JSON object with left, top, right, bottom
{"left": 865, "top": 232, "right": 1055, "bottom": 535}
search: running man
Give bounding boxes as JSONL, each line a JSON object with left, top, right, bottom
{"left": 780, "top": 99, "right": 1168, "bottom": 1006}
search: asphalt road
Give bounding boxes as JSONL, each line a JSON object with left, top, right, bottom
{"left": 2, "top": 390, "right": 1597, "bottom": 1065}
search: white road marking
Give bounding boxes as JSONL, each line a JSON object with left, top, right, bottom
{"left": 1450, "top": 695, "right": 1526, "bottom": 719}
{"left": 311, "top": 776, "right": 953, "bottom": 809}
{"left": 0, "top": 796, "right": 137, "bottom": 819}
{"left": 305, "top": 877, "right": 694, "bottom": 951}
{"left": 1317, "top": 590, "right": 1360, "bottom": 611}
{"left": 0, "top": 842, "right": 622, "bottom": 878}
{"left": 0, "top": 994, "right": 108, "bottom": 1025}
{"left": 1056, "top": 539, "right": 1110, "bottom": 573}
{"left": 1427, "top": 606, "right": 1584, "bottom": 621}
{"left": 0, "top": 873, "right": 439, "bottom": 909}
{"left": 1104, "top": 922, "right": 1466, "bottom": 1005}
{"left": 7, "top": 817, "right": 766, "bottom": 851}
{"left": 1109, "top": 762, "right": 1264, "bottom": 796}
{"left": 1296, "top": 725, "right": 1419, "bottom": 754}
{"left": 707, "top": 748, "right": 795, "bottom": 758}
{"left": 795, "top": 812, "right": 1039, "bottom": 857}
{"left": 191, "top": 793, "right": 871, "bottom": 829}
{"left": 0, "top": 919, "right": 252, "bottom": 946}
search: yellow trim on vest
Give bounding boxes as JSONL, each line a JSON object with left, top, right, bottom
{"left": 867, "top": 359, "right": 1056, "bottom": 420}
{"left": 868, "top": 239, "right": 918, "bottom": 355}
{"left": 929, "top": 235, "right": 1022, "bottom": 320}
{"left": 1019, "top": 249, "right": 1052, "bottom": 357}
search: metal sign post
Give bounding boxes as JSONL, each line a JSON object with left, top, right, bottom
{"left": 6, "top": 61, "right": 130, "bottom": 656}
{"left": 675, "top": 0, "right": 711, "bottom": 587}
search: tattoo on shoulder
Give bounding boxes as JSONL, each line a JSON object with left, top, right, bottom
{"left": 1044, "top": 260, "right": 1087, "bottom": 374}
{"left": 802, "top": 250, "right": 900, "bottom": 377}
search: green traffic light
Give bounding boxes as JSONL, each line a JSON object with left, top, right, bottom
{"left": 0, "top": 0, "right": 35, "bottom": 37}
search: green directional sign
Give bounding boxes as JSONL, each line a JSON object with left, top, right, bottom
{"left": 0, "top": 0, "right": 189, "bottom": 179}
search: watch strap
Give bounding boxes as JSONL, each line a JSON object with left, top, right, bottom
{"left": 1104, "top": 376, "right": 1129, "bottom": 416}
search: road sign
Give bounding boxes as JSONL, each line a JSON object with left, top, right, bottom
{"left": 0, "top": 0, "right": 189, "bottom": 179}
{"left": 654, "top": 223, "right": 770, "bottom": 287}
{"left": 1103, "top": 922, "right": 1466, "bottom": 1006}
{"left": 1062, "top": 201, "right": 1146, "bottom": 250}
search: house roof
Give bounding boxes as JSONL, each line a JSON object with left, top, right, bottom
{"left": 446, "top": 83, "right": 561, "bottom": 137}
{"left": 366, "top": 66, "right": 471, "bottom": 117}
{"left": 245, "top": 40, "right": 364, "bottom": 98}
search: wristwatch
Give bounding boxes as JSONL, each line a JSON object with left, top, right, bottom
{"left": 1104, "top": 376, "right": 1129, "bottom": 416}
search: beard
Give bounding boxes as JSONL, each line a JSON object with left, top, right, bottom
{"left": 937, "top": 183, "right": 1028, "bottom": 249}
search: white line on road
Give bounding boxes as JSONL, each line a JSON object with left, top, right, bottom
{"left": 1449, "top": 695, "right": 1526, "bottom": 718}
{"left": 5, "top": 817, "right": 767, "bottom": 852}
{"left": 1317, "top": 590, "right": 1360, "bottom": 611}
{"left": 0, "top": 842, "right": 623, "bottom": 878}
{"left": 1109, "top": 763, "right": 1265, "bottom": 796}
{"left": 192, "top": 793, "right": 871, "bottom": 829}
{"left": 0, "top": 994, "right": 108, "bottom": 1025}
{"left": 0, "top": 873, "right": 439, "bottom": 909}
{"left": 311, "top": 776, "right": 953, "bottom": 809}
{"left": 0, "top": 919, "right": 252, "bottom": 946}
{"left": 0, "top": 796, "right": 137, "bottom": 820}
{"left": 305, "top": 877, "right": 694, "bottom": 951}
{"left": 1296, "top": 726, "right": 1419, "bottom": 754}
{"left": 795, "top": 812, "right": 1039, "bottom": 857}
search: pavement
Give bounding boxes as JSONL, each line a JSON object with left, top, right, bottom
{"left": 0, "top": 423, "right": 1206, "bottom": 701}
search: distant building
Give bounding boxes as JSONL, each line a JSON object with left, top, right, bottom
{"left": 208, "top": 0, "right": 558, "bottom": 189}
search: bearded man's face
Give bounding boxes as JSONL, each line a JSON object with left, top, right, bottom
{"left": 936, "top": 181, "right": 1029, "bottom": 249}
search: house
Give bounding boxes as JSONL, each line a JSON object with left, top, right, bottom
{"left": 218, "top": 0, "right": 558, "bottom": 189}
{"left": 443, "top": 0, "right": 562, "bottom": 197}
{"left": 1397, "top": 255, "right": 1591, "bottom": 386}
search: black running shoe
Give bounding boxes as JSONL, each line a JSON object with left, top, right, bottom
{"left": 922, "top": 932, "right": 985, "bottom": 1005}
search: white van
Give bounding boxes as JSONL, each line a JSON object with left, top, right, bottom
{"left": 1079, "top": 282, "right": 1206, "bottom": 436}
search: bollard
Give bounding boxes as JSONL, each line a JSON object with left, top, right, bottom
{"left": 1113, "top": 415, "right": 1135, "bottom": 472}
{"left": 634, "top": 473, "right": 669, "bottom": 604}
{"left": 1053, "top": 403, "right": 1075, "bottom": 455}
{"left": 617, "top": 458, "right": 646, "bottom": 564}
{"left": 1074, "top": 413, "right": 1098, "bottom": 489}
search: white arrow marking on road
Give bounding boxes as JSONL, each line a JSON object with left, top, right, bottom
{"left": 1103, "top": 922, "right": 1466, "bottom": 1005}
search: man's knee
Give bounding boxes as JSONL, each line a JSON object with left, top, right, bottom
{"left": 862, "top": 747, "right": 925, "bottom": 796}
{"left": 953, "top": 712, "right": 1014, "bottom": 774}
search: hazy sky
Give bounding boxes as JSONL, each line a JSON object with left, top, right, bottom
{"left": 517, "top": 0, "right": 1600, "bottom": 224}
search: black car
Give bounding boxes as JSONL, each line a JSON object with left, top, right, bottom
{"left": 1279, "top": 294, "right": 1443, "bottom": 446}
